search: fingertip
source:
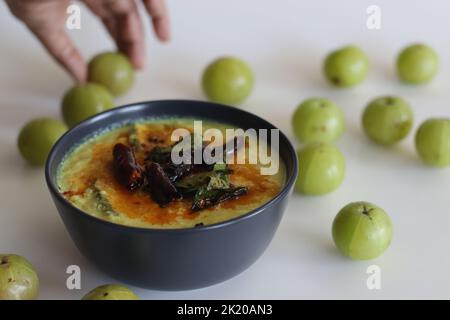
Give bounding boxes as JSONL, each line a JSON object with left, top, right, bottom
{"left": 131, "top": 45, "right": 146, "bottom": 70}
{"left": 75, "top": 76, "right": 87, "bottom": 85}
{"left": 74, "top": 69, "right": 88, "bottom": 84}
{"left": 156, "top": 22, "right": 171, "bottom": 42}
{"left": 67, "top": 59, "right": 88, "bottom": 84}
{"left": 120, "top": 47, "right": 145, "bottom": 70}
{"left": 133, "top": 58, "right": 145, "bottom": 70}
{"left": 133, "top": 47, "right": 146, "bottom": 69}
{"left": 159, "top": 34, "right": 170, "bottom": 42}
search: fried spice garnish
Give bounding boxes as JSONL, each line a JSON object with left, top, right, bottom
{"left": 112, "top": 143, "right": 144, "bottom": 191}
{"left": 112, "top": 132, "right": 248, "bottom": 212}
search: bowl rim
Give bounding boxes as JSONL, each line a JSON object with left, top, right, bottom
{"left": 45, "top": 99, "right": 298, "bottom": 234}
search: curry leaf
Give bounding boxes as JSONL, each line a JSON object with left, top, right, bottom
{"left": 91, "top": 181, "right": 117, "bottom": 216}
{"left": 191, "top": 186, "right": 248, "bottom": 211}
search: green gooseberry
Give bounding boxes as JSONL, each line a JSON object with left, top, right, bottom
{"left": 82, "top": 284, "right": 139, "bottom": 300}
{"left": 295, "top": 143, "right": 345, "bottom": 195}
{"left": 324, "top": 45, "right": 369, "bottom": 88}
{"left": 292, "top": 98, "right": 345, "bottom": 144}
{"left": 415, "top": 118, "right": 450, "bottom": 167}
{"left": 62, "top": 83, "right": 114, "bottom": 127}
{"left": 17, "top": 118, "right": 68, "bottom": 166}
{"left": 332, "top": 201, "right": 393, "bottom": 260}
{"left": 88, "top": 52, "right": 134, "bottom": 96}
{"left": 362, "top": 96, "right": 414, "bottom": 145}
{"left": 202, "top": 57, "right": 254, "bottom": 105}
{"left": 0, "top": 254, "right": 39, "bottom": 300}
{"left": 396, "top": 44, "right": 438, "bottom": 84}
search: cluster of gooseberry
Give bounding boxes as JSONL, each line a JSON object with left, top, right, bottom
{"left": 293, "top": 43, "right": 447, "bottom": 261}
{"left": 289, "top": 94, "right": 397, "bottom": 260}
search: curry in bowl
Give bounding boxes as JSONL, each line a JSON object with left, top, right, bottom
{"left": 57, "top": 118, "right": 284, "bottom": 229}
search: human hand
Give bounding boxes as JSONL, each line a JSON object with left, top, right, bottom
{"left": 6, "top": 0, "right": 170, "bottom": 83}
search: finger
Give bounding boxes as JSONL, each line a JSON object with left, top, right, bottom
{"left": 115, "top": 10, "right": 145, "bottom": 69}
{"left": 84, "top": 1, "right": 119, "bottom": 41}
{"left": 83, "top": 0, "right": 131, "bottom": 18}
{"left": 102, "top": 17, "right": 118, "bottom": 40}
{"left": 143, "top": 0, "right": 170, "bottom": 41}
{"left": 31, "top": 26, "right": 87, "bottom": 83}
{"left": 85, "top": 0, "right": 145, "bottom": 69}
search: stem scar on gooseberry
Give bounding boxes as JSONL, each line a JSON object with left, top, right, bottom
{"left": 362, "top": 205, "right": 374, "bottom": 219}
{"left": 331, "top": 76, "right": 341, "bottom": 85}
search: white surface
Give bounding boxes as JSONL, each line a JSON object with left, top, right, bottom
{"left": 1, "top": 0, "right": 450, "bottom": 300}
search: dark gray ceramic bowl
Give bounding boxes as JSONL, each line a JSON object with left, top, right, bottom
{"left": 45, "top": 100, "right": 298, "bottom": 290}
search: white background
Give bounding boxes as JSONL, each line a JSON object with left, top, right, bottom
{"left": 1, "top": 0, "right": 449, "bottom": 299}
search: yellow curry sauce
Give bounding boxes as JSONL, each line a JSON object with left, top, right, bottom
{"left": 57, "top": 119, "right": 284, "bottom": 229}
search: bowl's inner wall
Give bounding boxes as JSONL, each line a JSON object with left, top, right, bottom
{"left": 49, "top": 100, "right": 296, "bottom": 195}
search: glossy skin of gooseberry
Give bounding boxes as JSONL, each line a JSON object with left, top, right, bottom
{"left": 332, "top": 202, "right": 393, "bottom": 260}
{"left": 17, "top": 118, "right": 68, "bottom": 166}
{"left": 415, "top": 118, "right": 450, "bottom": 167}
{"left": 82, "top": 284, "right": 139, "bottom": 300}
{"left": 292, "top": 98, "right": 345, "bottom": 144}
{"left": 0, "top": 254, "right": 39, "bottom": 300}
{"left": 202, "top": 57, "right": 254, "bottom": 105}
{"left": 397, "top": 44, "right": 438, "bottom": 84}
{"left": 295, "top": 143, "right": 345, "bottom": 195}
{"left": 362, "top": 96, "right": 414, "bottom": 145}
{"left": 62, "top": 83, "right": 114, "bottom": 127}
{"left": 88, "top": 52, "right": 134, "bottom": 96}
{"left": 324, "top": 46, "right": 369, "bottom": 88}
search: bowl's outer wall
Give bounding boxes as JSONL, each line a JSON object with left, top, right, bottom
{"left": 46, "top": 100, "right": 297, "bottom": 290}
{"left": 51, "top": 192, "right": 289, "bottom": 290}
